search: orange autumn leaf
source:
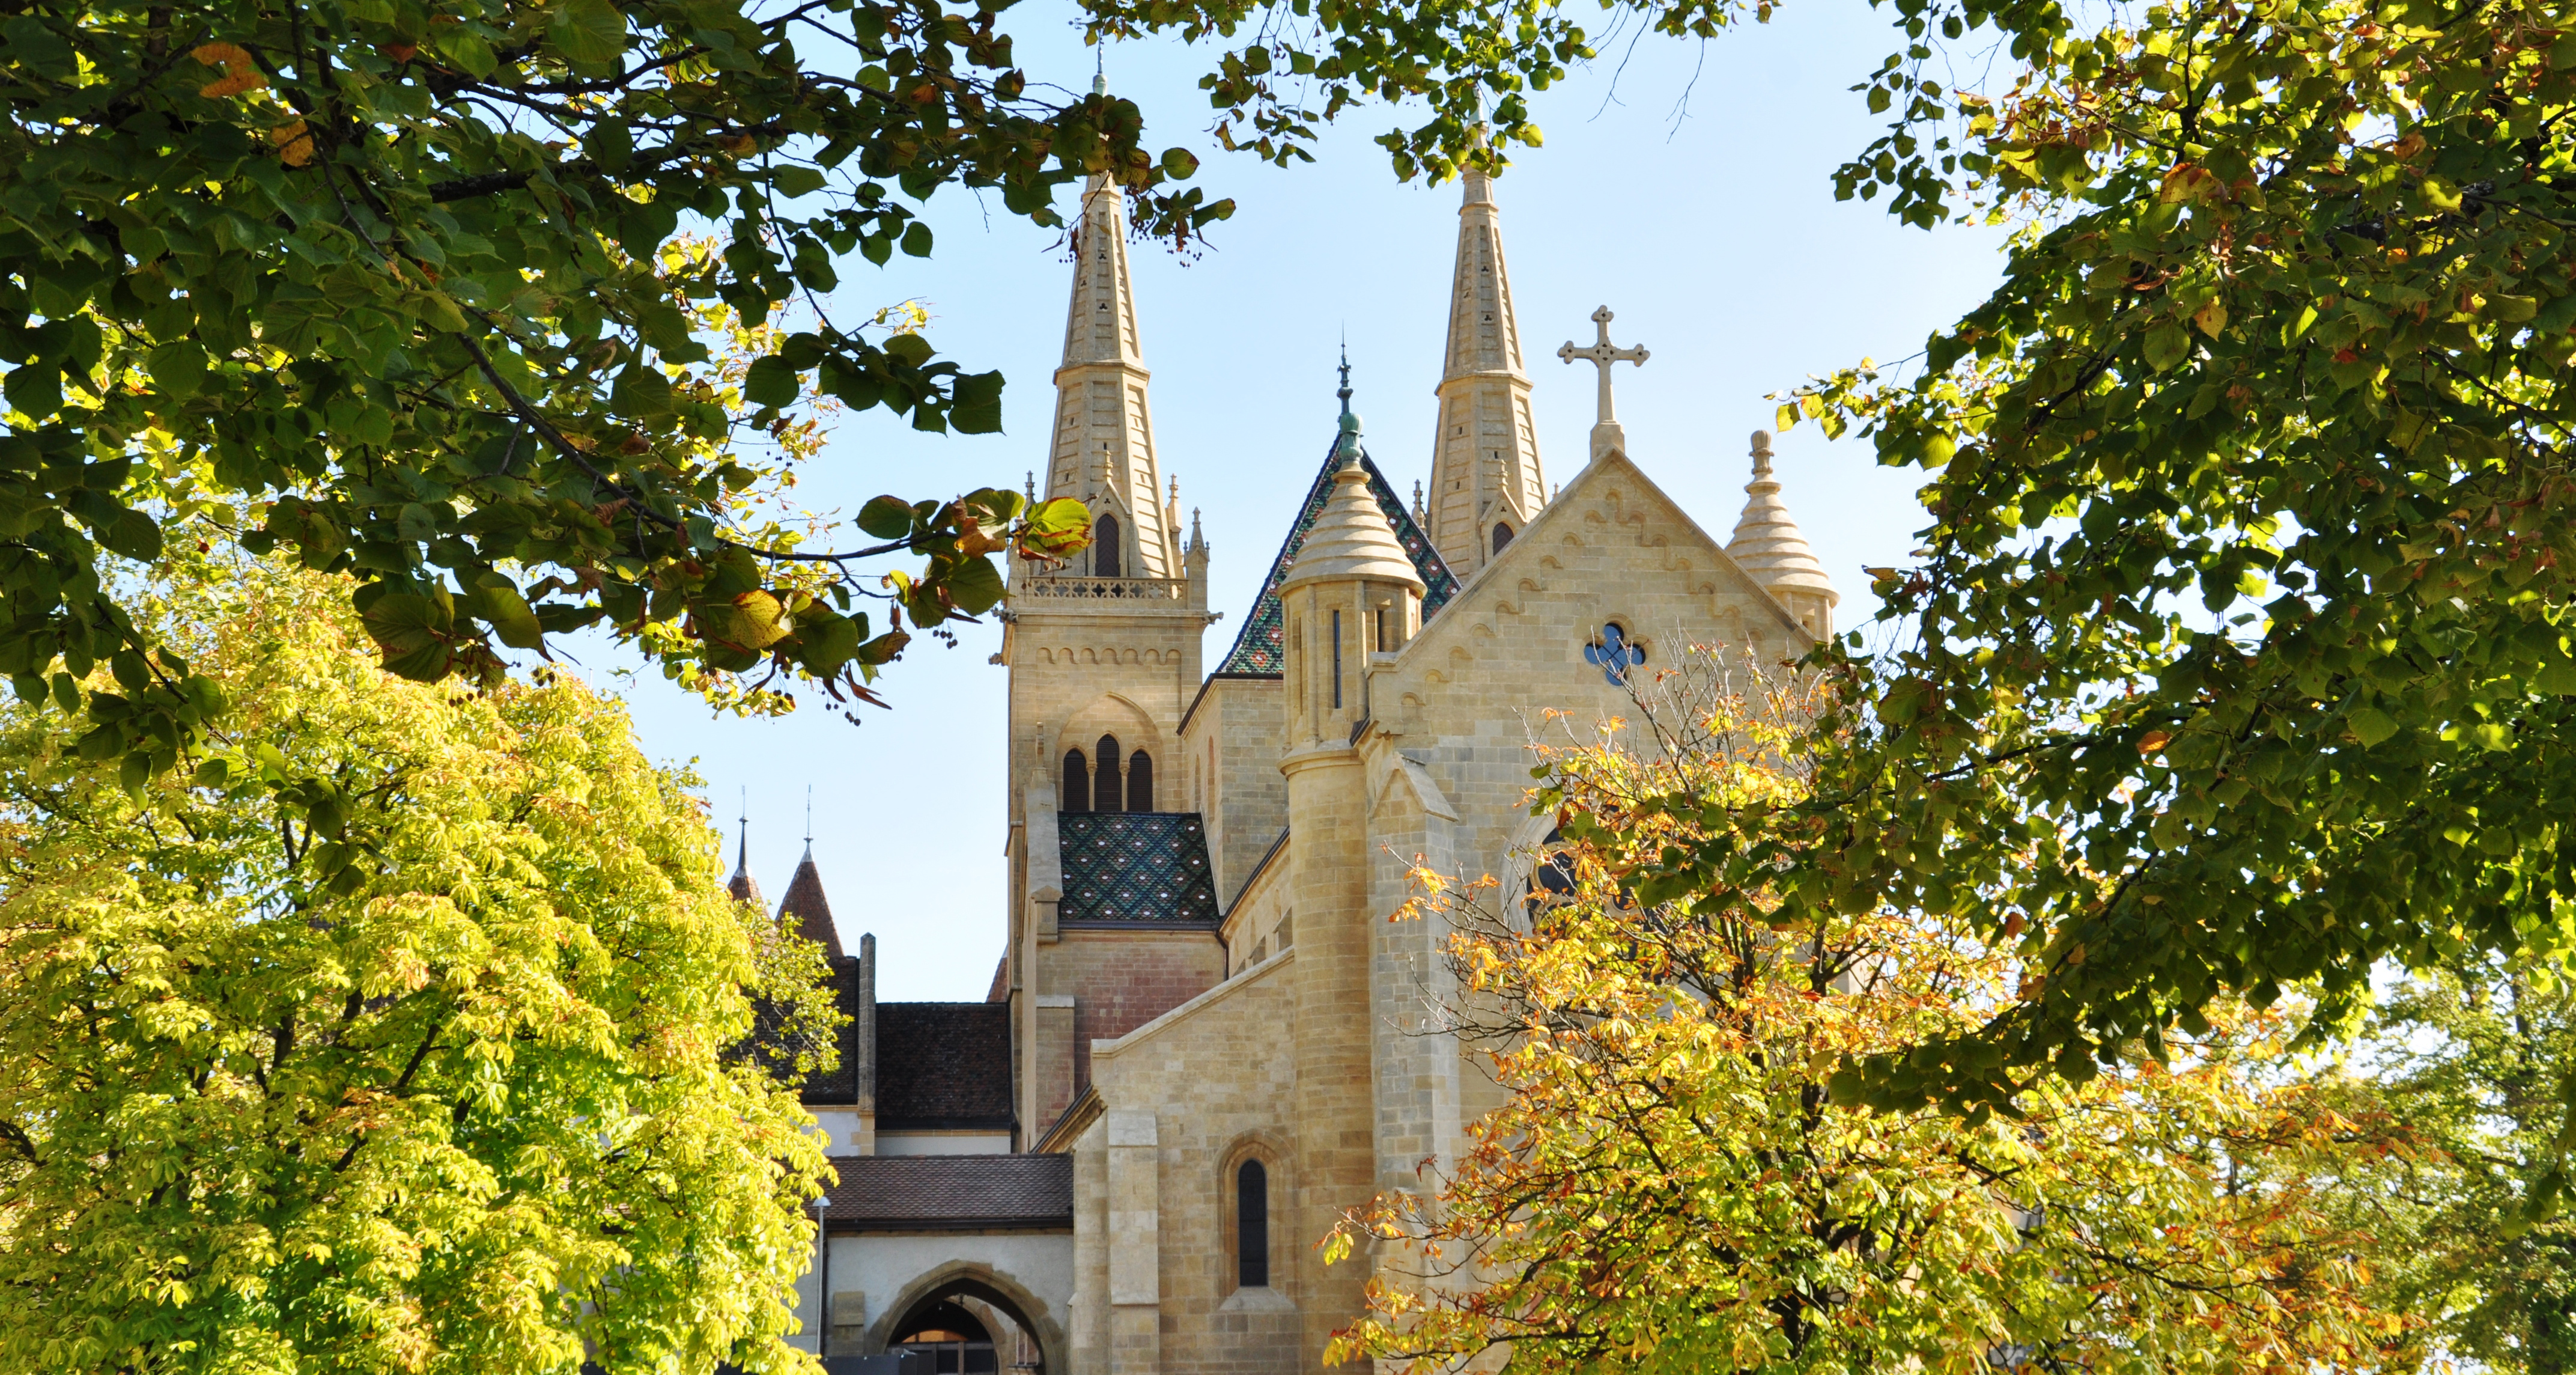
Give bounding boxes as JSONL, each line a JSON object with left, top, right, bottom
{"left": 192, "top": 41, "right": 266, "bottom": 98}
{"left": 270, "top": 120, "right": 315, "bottom": 167}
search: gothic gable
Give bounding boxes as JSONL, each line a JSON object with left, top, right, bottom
{"left": 1388, "top": 450, "right": 1814, "bottom": 724}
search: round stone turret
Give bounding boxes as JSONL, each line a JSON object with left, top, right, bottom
{"left": 1724, "top": 430, "right": 1839, "bottom": 641}
{"left": 1278, "top": 402, "right": 1424, "bottom": 749}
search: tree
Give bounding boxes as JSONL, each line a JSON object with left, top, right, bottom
{"left": 1694, "top": 0, "right": 2576, "bottom": 1123}
{"left": 2341, "top": 956, "right": 2576, "bottom": 1371}
{"left": 0, "top": 547, "right": 837, "bottom": 1374}
{"left": 0, "top": 0, "right": 1207, "bottom": 788}
{"left": 1327, "top": 659, "right": 2414, "bottom": 1375}
{"left": 0, "top": 0, "right": 1611, "bottom": 801}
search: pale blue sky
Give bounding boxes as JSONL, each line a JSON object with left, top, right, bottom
{"left": 587, "top": 0, "right": 2009, "bottom": 1000}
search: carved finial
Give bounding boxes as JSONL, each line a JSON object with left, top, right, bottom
{"left": 802, "top": 783, "right": 813, "bottom": 858}
{"left": 1751, "top": 430, "right": 1775, "bottom": 479}
{"left": 735, "top": 786, "right": 750, "bottom": 877}
{"left": 1025, "top": 469, "right": 1036, "bottom": 504}
{"left": 1412, "top": 478, "right": 1426, "bottom": 523}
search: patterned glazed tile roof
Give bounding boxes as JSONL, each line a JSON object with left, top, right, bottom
{"left": 1214, "top": 436, "right": 1457, "bottom": 675}
{"left": 1057, "top": 812, "right": 1219, "bottom": 922}
{"left": 824, "top": 1154, "right": 1072, "bottom": 1232}
{"left": 875, "top": 1002, "right": 1014, "bottom": 1129}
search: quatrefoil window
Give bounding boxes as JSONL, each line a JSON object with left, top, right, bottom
{"left": 1585, "top": 624, "right": 1645, "bottom": 685}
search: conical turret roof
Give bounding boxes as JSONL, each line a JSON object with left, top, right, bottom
{"left": 1725, "top": 430, "right": 1838, "bottom": 608}
{"left": 777, "top": 845, "right": 843, "bottom": 962}
{"left": 726, "top": 814, "right": 764, "bottom": 909}
{"left": 1281, "top": 392, "right": 1426, "bottom": 595}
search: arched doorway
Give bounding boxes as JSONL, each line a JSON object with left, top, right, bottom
{"left": 890, "top": 1299, "right": 997, "bottom": 1374}
{"left": 870, "top": 1267, "right": 1059, "bottom": 1375}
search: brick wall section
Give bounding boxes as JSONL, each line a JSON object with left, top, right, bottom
{"left": 1046, "top": 927, "right": 1226, "bottom": 1096}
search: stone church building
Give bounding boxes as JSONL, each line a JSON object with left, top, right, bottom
{"left": 739, "top": 161, "right": 1839, "bottom": 1374}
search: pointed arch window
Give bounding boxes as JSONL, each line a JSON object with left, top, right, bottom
{"left": 1093, "top": 514, "right": 1123, "bottom": 578}
{"left": 1062, "top": 749, "right": 1091, "bottom": 814}
{"left": 1127, "top": 751, "right": 1154, "bottom": 812}
{"left": 1236, "top": 1159, "right": 1269, "bottom": 1288}
{"left": 1492, "top": 523, "right": 1514, "bottom": 555}
{"left": 1524, "top": 826, "right": 1573, "bottom": 915}
{"left": 1093, "top": 735, "right": 1123, "bottom": 812}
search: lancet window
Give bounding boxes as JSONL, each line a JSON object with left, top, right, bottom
{"left": 1236, "top": 1159, "right": 1269, "bottom": 1288}
{"left": 1093, "top": 514, "right": 1123, "bottom": 578}
{"left": 1093, "top": 734, "right": 1124, "bottom": 812}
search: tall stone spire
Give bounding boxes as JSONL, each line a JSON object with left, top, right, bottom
{"left": 1424, "top": 154, "right": 1546, "bottom": 579}
{"left": 1042, "top": 174, "right": 1179, "bottom": 579}
{"left": 1726, "top": 430, "right": 1839, "bottom": 641}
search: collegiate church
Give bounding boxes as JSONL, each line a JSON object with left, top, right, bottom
{"left": 737, "top": 158, "right": 1840, "bottom": 1373}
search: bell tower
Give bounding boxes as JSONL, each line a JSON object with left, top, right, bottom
{"left": 999, "top": 170, "right": 1220, "bottom": 1143}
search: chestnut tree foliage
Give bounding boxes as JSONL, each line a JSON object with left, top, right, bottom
{"left": 1328, "top": 665, "right": 2414, "bottom": 1375}
{"left": 0, "top": 550, "right": 838, "bottom": 1374}
{"left": 1752, "top": 0, "right": 2576, "bottom": 1129}
{"left": 0, "top": 0, "right": 1603, "bottom": 813}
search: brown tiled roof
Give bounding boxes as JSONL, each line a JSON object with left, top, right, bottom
{"left": 777, "top": 849, "right": 842, "bottom": 961}
{"left": 825, "top": 1154, "right": 1071, "bottom": 1232}
{"left": 875, "top": 1003, "right": 1013, "bottom": 1130}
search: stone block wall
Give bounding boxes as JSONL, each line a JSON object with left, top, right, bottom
{"left": 1179, "top": 674, "right": 1286, "bottom": 910}
{"left": 1078, "top": 953, "right": 1304, "bottom": 1375}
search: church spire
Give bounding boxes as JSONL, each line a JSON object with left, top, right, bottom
{"left": 726, "top": 787, "right": 764, "bottom": 909}
{"left": 1041, "top": 172, "right": 1179, "bottom": 578}
{"left": 1424, "top": 146, "right": 1546, "bottom": 579}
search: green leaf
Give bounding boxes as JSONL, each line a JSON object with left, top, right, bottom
{"left": 946, "top": 555, "right": 1004, "bottom": 615}
{"left": 2348, "top": 707, "right": 2398, "bottom": 747}
{"left": 856, "top": 495, "right": 915, "bottom": 540}
{"left": 472, "top": 574, "right": 544, "bottom": 650}
{"left": 148, "top": 342, "right": 209, "bottom": 397}
{"left": 2144, "top": 322, "right": 2192, "bottom": 371}
{"left": 742, "top": 356, "right": 800, "bottom": 409}
{"left": 950, "top": 370, "right": 1004, "bottom": 435}
{"left": 548, "top": 0, "right": 625, "bottom": 69}
{"left": 437, "top": 29, "right": 498, "bottom": 78}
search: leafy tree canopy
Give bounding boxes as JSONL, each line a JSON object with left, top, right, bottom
{"left": 1766, "top": 0, "right": 2576, "bottom": 1133}
{"left": 0, "top": 549, "right": 837, "bottom": 1373}
{"left": 2345, "top": 956, "right": 2576, "bottom": 1368}
{"left": 0, "top": 0, "right": 1603, "bottom": 802}
{"left": 1326, "top": 666, "right": 2413, "bottom": 1374}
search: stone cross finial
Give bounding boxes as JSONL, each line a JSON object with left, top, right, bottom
{"left": 1558, "top": 305, "right": 1648, "bottom": 461}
